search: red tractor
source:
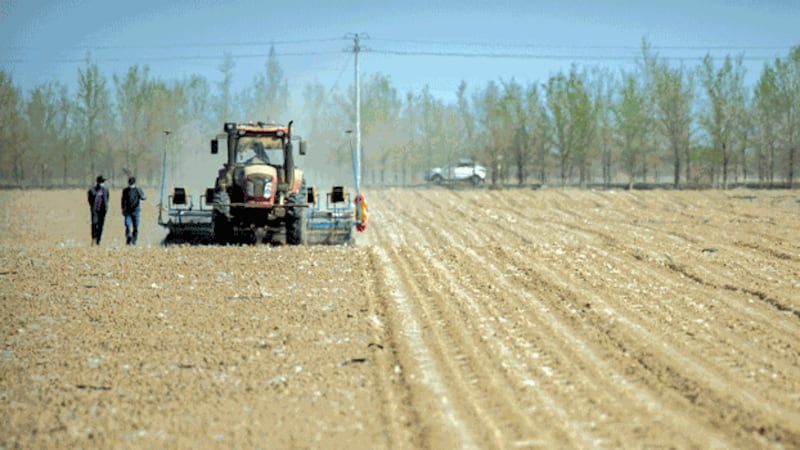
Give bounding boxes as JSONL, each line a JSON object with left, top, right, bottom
{"left": 208, "top": 120, "right": 308, "bottom": 245}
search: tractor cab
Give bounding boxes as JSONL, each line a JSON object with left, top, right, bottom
{"left": 212, "top": 122, "right": 303, "bottom": 168}
{"left": 211, "top": 122, "right": 307, "bottom": 206}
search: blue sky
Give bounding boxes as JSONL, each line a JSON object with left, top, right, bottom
{"left": 1, "top": 0, "right": 797, "bottom": 102}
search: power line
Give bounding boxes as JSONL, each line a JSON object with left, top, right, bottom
{"left": 1, "top": 36, "right": 789, "bottom": 66}
{"left": 369, "top": 38, "right": 793, "bottom": 52}
{"left": 1, "top": 37, "right": 346, "bottom": 52}
{"left": 2, "top": 51, "right": 342, "bottom": 64}
{"left": 366, "top": 48, "right": 783, "bottom": 62}
{"left": 330, "top": 52, "right": 353, "bottom": 90}
{"left": 4, "top": 49, "right": 779, "bottom": 65}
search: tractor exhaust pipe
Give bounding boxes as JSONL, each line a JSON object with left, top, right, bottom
{"left": 285, "top": 120, "right": 294, "bottom": 188}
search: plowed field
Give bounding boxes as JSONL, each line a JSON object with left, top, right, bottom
{"left": 2, "top": 188, "right": 799, "bottom": 448}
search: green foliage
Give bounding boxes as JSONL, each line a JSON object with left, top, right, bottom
{"left": 76, "top": 56, "right": 111, "bottom": 182}
{"left": 114, "top": 65, "right": 154, "bottom": 178}
{"left": 699, "top": 54, "right": 748, "bottom": 188}
{"left": 214, "top": 52, "right": 238, "bottom": 123}
{"left": 547, "top": 66, "right": 596, "bottom": 186}
{"left": 770, "top": 46, "right": 800, "bottom": 186}
{"left": 25, "top": 81, "right": 62, "bottom": 185}
{"left": 615, "top": 72, "right": 652, "bottom": 186}
{"left": 652, "top": 59, "right": 693, "bottom": 188}
{"left": 591, "top": 68, "right": 617, "bottom": 188}
{"left": 1, "top": 42, "right": 798, "bottom": 189}
{"left": 0, "top": 72, "right": 24, "bottom": 183}
{"left": 241, "top": 46, "right": 288, "bottom": 122}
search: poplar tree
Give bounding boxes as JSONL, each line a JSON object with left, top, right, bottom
{"left": 547, "top": 67, "right": 595, "bottom": 187}
{"left": 0, "top": 72, "right": 24, "bottom": 184}
{"left": 25, "top": 82, "right": 61, "bottom": 185}
{"left": 76, "top": 56, "right": 110, "bottom": 182}
{"left": 615, "top": 73, "right": 651, "bottom": 189}
{"left": 242, "top": 46, "right": 288, "bottom": 121}
{"left": 699, "top": 54, "right": 747, "bottom": 189}
{"left": 653, "top": 62, "right": 693, "bottom": 188}
{"left": 114, "top": 65, "right": 153, "bottom": 178}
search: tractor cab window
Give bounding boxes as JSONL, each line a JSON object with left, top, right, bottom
{"left": 237, "top": 141, "right": 265, "bottom": 163}
{"left": 236, "top": 137, "right": 285, "bottom": 165}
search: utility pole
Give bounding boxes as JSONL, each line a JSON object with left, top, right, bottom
{"left": 346, "top": 33, "right": 367, "bottom": 194}
{"left": 158, "top": 130, "right": 171, "bottom": 225}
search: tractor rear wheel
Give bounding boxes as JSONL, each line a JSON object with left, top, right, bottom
{"left": 287, "top": 178, "right": 308, "bottom": 245}
{"left": 287, "top": 206, "right": 308, "bottom": 245}
{"left": 212, "top": 190, "right": 232, "bottom": 244}
{"left": 212, "top": 214, "right": 233, "bottom": 245}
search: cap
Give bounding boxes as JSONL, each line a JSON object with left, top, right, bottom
{"left": 96, "top": 175, "right": 106, "bottom": 183}
{"left": 128, "top": 176, "right": 136, "bottom": 184}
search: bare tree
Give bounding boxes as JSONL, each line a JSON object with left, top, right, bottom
{"left": 214, "top": 52, "right": 236, "bottom": 124}
{"left": 699, "top": 54, "right": 748, "bottom": 189}
{"left": 547, "top": 67, "right": 595, "bottom": 187}
{"left": 242, "top": 46, "right": 288, "bottom": 121}
{"left": 475, "top": 81, "right": 508, "bottom": 185}
{"left": 114, "top": 65, "right": 153, "bottom": 178}
{"left": 499, "top": 79, "right": 530, "bottom": 185}
{"left": 773, "top": 47, "right": 799, "bottom": 187}
{"left": 0, "top": 71, "right": 24, "bottom": 184}
{"left": 653, "top": 62, "right": 694, "bottom": 188}
{"left": 55, "top": 83, "right": 75, "bottom": 185}
{"left": 754, "top": 64, "right": 780, "bottom": 185}
{"left": 76, "top": 56, "right": 111, "bottom": 182}
{"left": 615, "top": 73, "right": 651, "bottom": 189}
{"left": 525, "top": 82, "right": 552, "bottom": 186}
{"left": 179, "top": 75, "right": 212, "bottom": 127}
{"left": 25, "top": 82, "right": 61, "bottom": 185}
{"left": 400, "top": 91, "right": 421, "bottom": 185}
{"left": 456, "top": 81, "right": 483, "bottom": 179}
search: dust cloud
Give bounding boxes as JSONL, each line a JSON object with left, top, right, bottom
{"left": 159, "top": 118, "right": 357, "bottom": 207}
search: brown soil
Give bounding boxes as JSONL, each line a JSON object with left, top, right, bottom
{"left": 1, "top": 187, "right": 799, "bottom": 448}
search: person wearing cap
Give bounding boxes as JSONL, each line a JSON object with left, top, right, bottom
{"left": 87, "top": 175, "right": 109, "bottom": 245}
{"left": 121, "top": 176, "right": 146, "bottom": 245}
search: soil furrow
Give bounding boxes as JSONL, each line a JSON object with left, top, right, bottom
{"left": 3, "top": 188, "right": 799, "bottom": 449}
{"left": 381, "top": 191, "right": 736, "bottom": 447}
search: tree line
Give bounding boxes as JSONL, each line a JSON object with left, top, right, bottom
{"left": 1, "top": 42, "right": 798, "bottom": 189}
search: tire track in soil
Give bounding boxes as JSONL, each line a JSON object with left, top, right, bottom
{"left": 367, "top": 206, "right": 478, "bottom": 449}
{"left": 372, "top": 244, "right": 479, "bottom": 448}
{"left": 4, "top": 189, "right": 797, "bottom": 448}
{"left": 506, "top": 190, "right": 797, "bottom": 414}
{"left": 372, "top": 191, "right": 600, "bottom": 447}
{"left": 383, "top": 189, "right": 734, "bottom": 447}
{"left": 360, "top": 249, "right": 424, "bottom": 450}
{"left": 512, "top": 189, "right": 796, "bottom": 342}
{"left": 374, "top": 194, "right": 587, "bottom": 447}
{"left": 428, "top": 187, "right": 797, "bottom": 442}
{"left": 570, "top": 191, "right": 800, "bottom": 303}
{"left": 489, "top": 189, "right": 800, "bottom": 350}
{"left": 512, "top": 188, "right": 797, "bottom": 370}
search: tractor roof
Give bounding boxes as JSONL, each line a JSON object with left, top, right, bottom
{"left": 226, "top": 121, "right": 290, "bottom": 136}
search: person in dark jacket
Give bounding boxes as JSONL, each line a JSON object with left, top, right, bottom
{"left": 87, "top": 175, "right": 109, "bottom": 245}
{"left": 121, "top": 176, "right": 146, "bottom": 245}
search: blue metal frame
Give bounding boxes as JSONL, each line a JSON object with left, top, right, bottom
{"left": 306, "top": 190, "right": 357, "bottom": 229}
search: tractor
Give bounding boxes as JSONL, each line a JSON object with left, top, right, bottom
{"left": 208, "top": 120, "right": 308, "bottom": 245}
{"left": 158, "top": 120, "right": 367, "bottom": 245}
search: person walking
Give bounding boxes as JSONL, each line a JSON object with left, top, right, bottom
{"left": 87, "top": 175, "right": 109, "bottom": 245}
{"left": 121, "top": 176, "right": 146, "bottom": 245}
